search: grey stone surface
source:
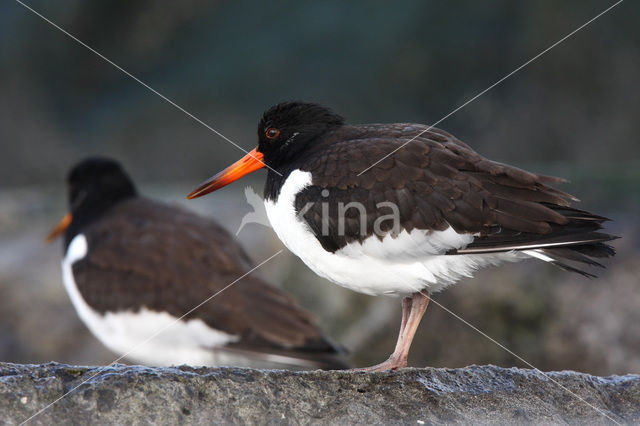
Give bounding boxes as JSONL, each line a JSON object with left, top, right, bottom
{"left": 1, "top": 363, "right": 638, "bottom": 425}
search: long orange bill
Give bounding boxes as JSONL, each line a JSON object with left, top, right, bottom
{"left": 187, "top": 147, "right": 265, "bottom": 199}
{"left": 45, "top": 212, "right": 72, "bottom": 243}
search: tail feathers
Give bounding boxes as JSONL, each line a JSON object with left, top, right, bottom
{"left": 524, "top": 245, "right": 614, "bottom": 278}
{"left": 568, "top": 242, "right": 617, "bottom": 258}
{"left": 451, "top": 203, "right": 619, "bottom": 277}
{"left": 530, "top": 241, "right": 617, "bottom": 278}
{"left": 542, "top": 247, "right": 606, "bottom": 268}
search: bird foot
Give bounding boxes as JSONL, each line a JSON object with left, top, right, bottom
{"left": 350, "top": 356, "right": 407, "bottom": 372}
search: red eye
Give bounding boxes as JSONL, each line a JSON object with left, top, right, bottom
{"left": 265, "top": 127, "right": 280, "bottom": 139}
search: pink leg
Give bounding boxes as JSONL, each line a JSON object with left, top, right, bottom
{"left": 353, "top": 291, "right": 430, "bottom": 372}
{"left": 398, "top": 296, "right": 412, "bottom": 337}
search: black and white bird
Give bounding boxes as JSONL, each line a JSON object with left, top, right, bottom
{"left": 187, "top": 101, "right": 617, "bottom": 371}
{"left": 48, "top": 157, "right": 350, "bottom": 370}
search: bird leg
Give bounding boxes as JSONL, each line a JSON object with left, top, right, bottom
{"left": 354, "top": 291, "right": 430, "bottom": 372}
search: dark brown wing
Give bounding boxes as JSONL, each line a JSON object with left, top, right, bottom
{"left": 72, "top": 198, "right": 346, "bottom": 361}
{"left": 293, "top": 123, "right": 615, "bottom": 272}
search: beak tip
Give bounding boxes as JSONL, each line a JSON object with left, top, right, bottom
{"left": 186, "top": 189, "right": 203, "bottom": 200}
{"left": 46, "top": 212, "right": 72, "bottom": 244}
{"left": 186, "top": 147, "right": 264, "bottom": 200}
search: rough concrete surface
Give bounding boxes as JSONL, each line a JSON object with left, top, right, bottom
{"left": 1, "top": 363, "right": 638, "bottom": 425}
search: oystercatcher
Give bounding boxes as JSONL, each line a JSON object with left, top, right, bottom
{"left": 48, "top": 157, "right": 350, "bottom": 370}
{"left": 187, "top": 101, "right": 617, "bottom": 371}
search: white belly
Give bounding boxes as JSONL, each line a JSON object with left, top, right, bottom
{"left": 62, "top": 234, "right": 238, "bottom": 366}
{"left": 264, "top": 170, "right": 524, "bottom": 297}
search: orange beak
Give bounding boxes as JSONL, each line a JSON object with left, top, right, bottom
{"left": 45, "top": 212, "right": 72, "bottom": 243}
{"left": 187, "top": 147, "right": 265, "bottom": 199}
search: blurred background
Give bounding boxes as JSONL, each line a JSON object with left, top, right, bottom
{"left": 1, "top": 0, "right": 638, "bottom": 375}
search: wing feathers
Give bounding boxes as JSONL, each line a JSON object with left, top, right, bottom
{"left": 452, "top": 202, "right": 618, "bottom": 276}
{"left": 296, "top": 123, "right": 616, "bottom": 277}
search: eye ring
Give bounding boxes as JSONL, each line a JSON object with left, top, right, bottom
{"left": 265, "top": 127, "right": 280, "bottom": 139}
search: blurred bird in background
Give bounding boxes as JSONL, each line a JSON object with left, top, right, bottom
{"left": 47, "top": 157, "right": 350, "bottom": 370}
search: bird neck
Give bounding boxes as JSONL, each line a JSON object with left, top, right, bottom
{"left": 64, "top": 191, "right": 136, "bottom": 248}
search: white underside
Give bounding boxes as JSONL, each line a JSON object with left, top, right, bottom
{"left": 265, "top": 170, "right": 535, "bottom": 297}
{"left": 62, "top": 234, "right": 240, "bottom": 367}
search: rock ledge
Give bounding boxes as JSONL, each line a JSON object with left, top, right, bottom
{"left": 1, "top": 362, "right": 638, "bottom": 425}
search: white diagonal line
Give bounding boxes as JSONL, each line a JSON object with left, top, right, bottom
{"left": 19, "top": 250, "right": 283, "bottom": 425}
{"left": 358, "top": 0, "right": 624, "bottom": 176}
{"left": 13, "top": 0, "right": 282, "bottom": 177}
{"left": 424, "top": 294, "right": 621, "bottom": 425}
